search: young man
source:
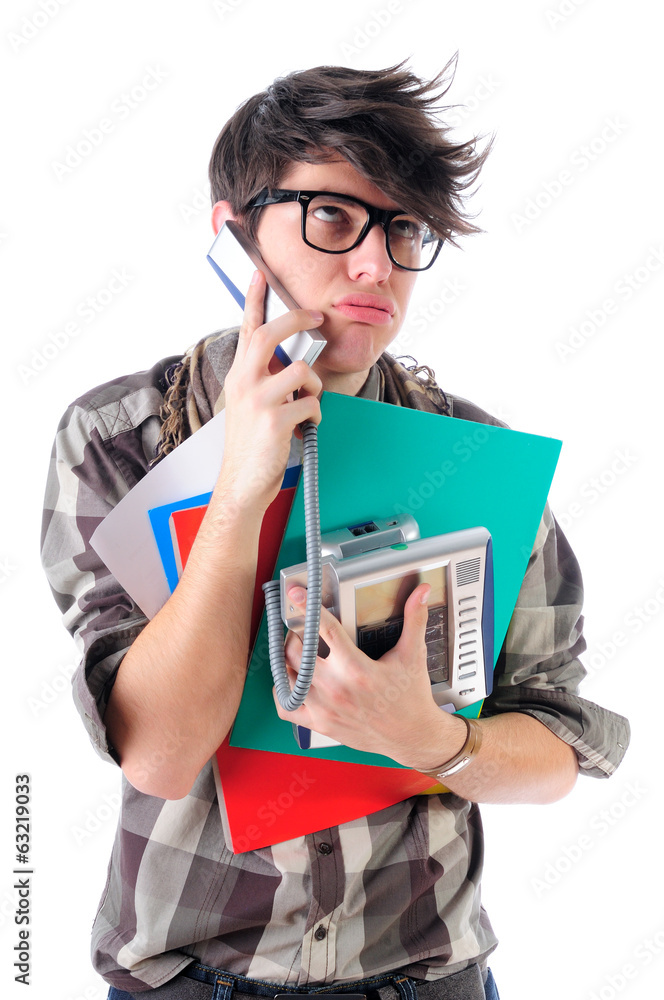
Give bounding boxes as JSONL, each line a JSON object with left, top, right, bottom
{"left": 41, "top": 64, "right": 629, "bottom": 999}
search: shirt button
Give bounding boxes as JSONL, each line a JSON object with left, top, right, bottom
{"left": 318, "top": 842, "right": 332, "bottom": 855}
{"left": 314, "top": 926, "right": 327, "bottom": 941}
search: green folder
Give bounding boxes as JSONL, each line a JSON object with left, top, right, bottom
{"left": 230, "top": 391, "right": 561, "bottom": 767}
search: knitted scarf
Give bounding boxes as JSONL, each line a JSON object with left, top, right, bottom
{"left": 153, "top": 327, "right": 451, "bottom": 464}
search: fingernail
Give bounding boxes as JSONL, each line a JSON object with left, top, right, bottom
{"left": 309, "top": 310, "right": 324, "bottom": 321}
{"left": 250, "top": 269, "right": 261, "bottom": 285}
{"left": 419, "top": 585, "right": 431, "bottom": 605}
{"left": 288, "top": 586, "right": 307, "bottom": 605}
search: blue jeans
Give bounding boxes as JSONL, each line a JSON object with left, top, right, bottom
{"left": 108, "top": 968, "right": 500, "bottom": 1000}
{"left": 485, "top": 969, "right": 500, "bottom": 999}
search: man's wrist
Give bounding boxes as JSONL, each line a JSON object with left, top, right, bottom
{"left": 396, "top": 712, "right": 469, "bottom": 773}
{"left": 413, "top": 716, "right": 483, "bottom": 781}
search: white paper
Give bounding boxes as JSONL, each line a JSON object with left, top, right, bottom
{"left": 91, "top": 411, "right": 227, "bottom": 619}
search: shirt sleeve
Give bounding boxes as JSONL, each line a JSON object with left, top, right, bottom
{"left": 40, "top": 389, "right": 161, "bottom": 764}
{"left": 481, "top": 502, "right": 630, "bottom": 778}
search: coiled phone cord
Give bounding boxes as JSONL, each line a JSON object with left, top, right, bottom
{"left": 262, "top": 419, "right": 322, "bottom": 711}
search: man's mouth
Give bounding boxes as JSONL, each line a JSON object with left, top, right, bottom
{"left": 333, "top": 294, "right": 396, "bottom": 325}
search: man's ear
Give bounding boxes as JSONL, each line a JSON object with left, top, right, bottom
{"left": 211, "top": 200, "right": 237, "bottom": 235}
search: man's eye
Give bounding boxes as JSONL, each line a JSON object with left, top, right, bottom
{"left": 311, "top": 204, "right": 348, "bottom": 224}
{"left": 391, "top": 219, "right": 421, "bottom": 240}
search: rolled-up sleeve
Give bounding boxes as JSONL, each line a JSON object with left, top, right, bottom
{"left": 482, "top": 503, "right": 630, "bottom": 778}
{"left": 40, "top": 370, "right": 167, "bottom": 763}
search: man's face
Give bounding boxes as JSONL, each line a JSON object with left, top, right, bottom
{"left": 252, "top": 158, "right": 419, "bottom": 391}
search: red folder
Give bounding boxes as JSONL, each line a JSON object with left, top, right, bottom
{"left": 170, "top": 485, "right": 297, "bottom": 642}
{"left": 215, "top": 737, "right": 435, "bottom": 852}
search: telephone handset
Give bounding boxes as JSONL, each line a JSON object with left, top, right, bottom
{"left": 207, "top": 220, "right": 326, "bottom": 367}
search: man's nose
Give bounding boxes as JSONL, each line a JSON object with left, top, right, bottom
{"left": 346, "top": 222, "right": 393, "bottom": 281}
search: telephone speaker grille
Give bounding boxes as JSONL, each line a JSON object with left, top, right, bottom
{"left": 456, "top": 557, "right": 481, "bottom": 587}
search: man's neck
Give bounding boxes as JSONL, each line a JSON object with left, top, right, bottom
{"left": 319, "top": 368, "right": 370, "bottom": 397}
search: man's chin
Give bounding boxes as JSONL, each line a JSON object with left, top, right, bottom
{"left": 314, "top": 352, "right": 373, "bottom": 381}
{"left": 314, "top": 334, "right": 387, "bottom": 376}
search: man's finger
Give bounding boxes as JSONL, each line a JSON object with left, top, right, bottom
{"left": 272, "top": 683, "right": 309, "bottom": 722}
{"left": 245, "top": 307, "right": 325, "bottom": 371}
{"left": 236, "top": 270, "right": 266, "bottom": 362}
{"left": 286, "top": 586, "right": 350, "bottom": 650}
{"left": 394, "top": 583, "right": 431, "bottom": 661}
{"left": 260, "top": 360, "right": 323, "bottom": 411}
{"left": 284, "top": 629, "right": 304, "bottom": 671}
{"left": 287, "top": 584, "right": 431, "bottom": 648}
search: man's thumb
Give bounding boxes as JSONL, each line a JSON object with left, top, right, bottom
{"left": 398, "top": 583, "right": 431, "bottom": 649}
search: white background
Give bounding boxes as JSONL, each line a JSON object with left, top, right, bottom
{"left": 1, "top": 1, "right": 662, "bottom": 999}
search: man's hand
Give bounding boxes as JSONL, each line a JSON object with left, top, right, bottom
{"left": 217, "top": 270, "right": 324, "bottom": 516}
{"left": 273, "top": 582, "right": 468, "bottom": 767}
{"left": 274, "top": 583, "right": 579, "bottom": 804}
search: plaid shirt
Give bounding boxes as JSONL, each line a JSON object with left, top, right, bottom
{"left": 41, "top": 349, "right": 629, "bottom": 993}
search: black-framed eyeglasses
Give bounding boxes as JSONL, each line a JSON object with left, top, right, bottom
{"left": 246, "top": 189, "right": 444, "bottom": 272}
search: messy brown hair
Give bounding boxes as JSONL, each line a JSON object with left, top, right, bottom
{"left": 208, "top": 57, "right": 490, "bottom": 245}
